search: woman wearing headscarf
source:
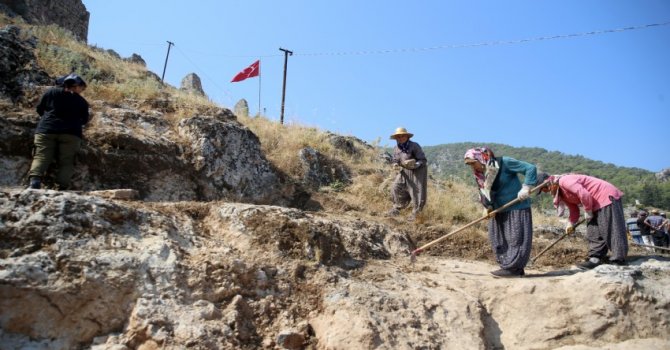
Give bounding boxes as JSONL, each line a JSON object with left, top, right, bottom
{"left": 386, "top": 127, "right": 428, "bottom": 221}
{"left": 464, "top": 147, "right": 538, "bottom": 277}
{"left": 537, "top": 173, "right": 628, "bottom": 269}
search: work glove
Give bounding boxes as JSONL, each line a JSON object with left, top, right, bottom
{"left": 401, "top": 159, "right": 416, "bottom": 169}
{"left": 516, "top": 184, "right": 531, "bottom": 200}
{"left": 414, "top": 161, "right": 423, "bottom": 168}
{"left": 565, "top": 222, "right": 576, "bottom": 235}
{"left": 584, "top": 211, "right": 594, "bottom": 222}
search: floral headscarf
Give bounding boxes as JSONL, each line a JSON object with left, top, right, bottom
{"left": 541, "top": 174, "right": 567, "bottom": 217}
{"left": 464, "top": 147, "right": 499, "bottom": 207}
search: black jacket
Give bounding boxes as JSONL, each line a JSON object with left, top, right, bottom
{"left": 35, "top": 87, "right": 89, "bottom": 138}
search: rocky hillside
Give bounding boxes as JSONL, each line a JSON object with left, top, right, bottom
{"left": 1, "top": 11, "right": 670, "bottom": 350}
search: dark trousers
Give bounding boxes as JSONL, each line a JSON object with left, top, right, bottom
{"left": 28, "top": 133, "right": 81, "bottom": 188}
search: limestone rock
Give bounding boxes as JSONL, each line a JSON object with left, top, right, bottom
{"left": 234, "top": 98, "right": 250, "bottom": 118}
{"left": 276, "top": 330, "right": 305, "bottom": 349}
{"left": 180, "top": 73, "right": 205, "bottom": 97}
{"left": 126, "top": 53, "right": 146, "bottom": 66}
{"left": 1, "top": 188, "right": 669, "bottom": 349}
{"left": 298, "top": 147, "right": 351, "bottom": 191}
{"left": 0, "top": 25, "right": 51, "bottom": 104}
{"left": 177, "top": 112, "right": 286, "bottom": 203}
{"left": 89, "top": 189, "right": 139, "bottom": 200}
{"left": 0, "top": 0, "right": 90, "bottom": 41}
{"left": 1, "top": 102, "right": 305, "bottom": 205}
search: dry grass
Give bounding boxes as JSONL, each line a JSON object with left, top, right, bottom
{"left": 238, "top": 115, "right": 378, "bottom": 179}
{"left": 27, "top": 23, "right": 216, "bottom": 114}
{"left": 10, "top": 17, "right": 561, "bottom": 231}
{"left": 422, "top": 178, "right": 482, "bottom": 225}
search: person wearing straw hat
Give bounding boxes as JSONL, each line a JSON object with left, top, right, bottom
{"left": 536, "top": 172, "right": 628, "bottom": 269}
{"left": 464, "top": 146, "right": 538, "bottom": 277}
{"left": 385, "top": 127, "right": 428, "bottom": 221}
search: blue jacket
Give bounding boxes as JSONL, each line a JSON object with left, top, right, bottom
{"left": 491, "top": 156, "right": 537, "bottom": 212}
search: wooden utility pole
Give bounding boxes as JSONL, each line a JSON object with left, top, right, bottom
{"left": 279, "top": 47, "right": 293, "bottom": 125}
{"left": 161, "top": 41, "right": 174, "bottom": 84}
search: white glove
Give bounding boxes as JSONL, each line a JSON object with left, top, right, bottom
{"left": 401, "top": 159, "right": 416, "bottom": 169}
{"left": 414, "top": 161, "right": 422, "bottom": 168}
{"left": 565, "top": 222, "right": 576, "bottom": 235}
{"left": 584, "top": 211, "right": 593, "bottom": 221}
{"left": 517, "top": 184, "right": 531, "bottom": 200}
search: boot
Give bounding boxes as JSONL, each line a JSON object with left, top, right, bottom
{"left": 385, "top": 208, "right": 400, "bottom": 217}
{"left": 490, "top": 268, "right": 525, "bottom": 278}
{"left": 577, "top": 257, "right": 601, "bottom": 270}
{"left": 28, "top": 176, "right": 41, "bottom": 189}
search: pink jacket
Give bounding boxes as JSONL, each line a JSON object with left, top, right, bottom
{"left": 555, "top": 174, "right": 624, "bottom": 224}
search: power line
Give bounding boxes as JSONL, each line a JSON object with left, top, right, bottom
{"left": 176, "top": 21, "right": 670, "bottom": 58}
{"left": 297, "top": 21, "right": 670, "bottom": 56}
{"left": 145, "top": 20, "right": 670, "bottom": 108}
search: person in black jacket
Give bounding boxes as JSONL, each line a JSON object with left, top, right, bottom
{"left": 27, "top": 74, "right": 89, "bottom": 190}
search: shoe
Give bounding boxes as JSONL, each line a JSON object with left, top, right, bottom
{"left": 609, "top": 259, "right": 627, "bottom": 266}
{"left": 491, "top": 268, "right": 525, "bottom": 277}
{"left": 577, "top": 257, "right": 601, "bottom": 270}
{"left": 28, "top": 176, "right": 41, "bottom": 189}
{"left": 385, "top": 209, "right": 400, "bottom": 217}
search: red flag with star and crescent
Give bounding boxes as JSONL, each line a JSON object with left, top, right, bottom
{"left": 231, "top": 60, "right": 260, "bottom": 82}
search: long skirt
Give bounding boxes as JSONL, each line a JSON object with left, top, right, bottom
{"left": 586, "top": 197, "right": 628, "bottom": 260}
{"left": 488, "top": 208, "right": 533, "bottom": 270}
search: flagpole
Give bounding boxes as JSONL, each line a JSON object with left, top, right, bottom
{"left": 258, "top": 59, "right": 261, "bottom": 117}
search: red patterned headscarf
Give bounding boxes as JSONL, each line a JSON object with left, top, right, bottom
{"left": 464, "top": 147, "right": 500, "bottom": 208}
{"left": 464, "top": 147, "right": 496, "bottom": 188}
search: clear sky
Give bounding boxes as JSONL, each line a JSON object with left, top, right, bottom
{"left": 82, "top": 1, "right": 670, "bottom": 172}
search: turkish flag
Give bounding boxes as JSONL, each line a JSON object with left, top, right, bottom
{"left": 231, "top": 60, "right": 260, "bottom": 82}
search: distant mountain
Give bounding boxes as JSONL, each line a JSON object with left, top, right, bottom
{"left": 423, "top": 142, "right": 670, "bottom": 209}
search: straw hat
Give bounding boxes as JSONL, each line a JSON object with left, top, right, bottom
{"left": 390, "top": 127, "right": 414, "bottom": 140}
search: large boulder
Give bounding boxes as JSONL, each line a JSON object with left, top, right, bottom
{"left": 0, "top": 25, "right": 51, "bottom": 104}
{"left": 298, "top": 147, "right": 351, "bottom": 191}
{"left": 0, "top": 102, "right": 307, "bottom": 206}
{"left": 0, "top": 0, "right": 89, "bottom": 41}
{"left": 0, "top": 189, "right": 414, "bottom": 349}
{"left": 177, "top": 110, "right": 290, "bottom": 203}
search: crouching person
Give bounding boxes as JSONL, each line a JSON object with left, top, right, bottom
{"left": 27, "top": 74, "right": 89, "bottom": 190}
{"left": 537, "top": 173, "right": 628, "bottom": 269}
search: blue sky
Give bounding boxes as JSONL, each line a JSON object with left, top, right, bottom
{"left": 82, "top": 1, "right": 669, "bottom": 172}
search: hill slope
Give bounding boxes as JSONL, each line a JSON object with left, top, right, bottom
{"left": 1, "top": 12, "right": 670, "bottom": 350}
